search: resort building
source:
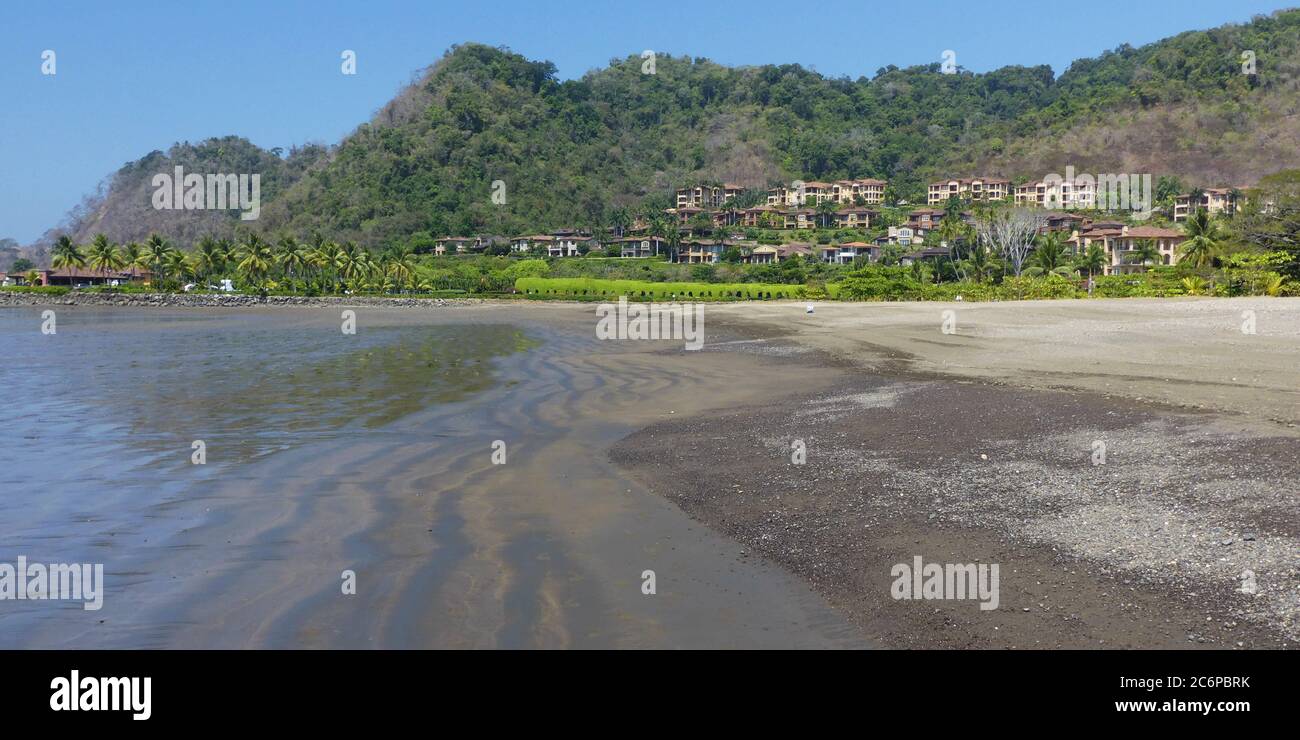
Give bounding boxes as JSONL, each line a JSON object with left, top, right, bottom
{"left": 874, "top": 226, "right": 923, "bottom": 247}
{"left": 1041, "top": 211, "right": 1089, "bottom": 233}
{"left": 741, "top": 205, "right": 782, "bottom": 228}
{"left": 818, "top": 242, "right": 879, "bottom": 264}
{"left": 436, "top": 236, "right": 477, "bottom": 255}
{"left": 782, "top": 209, "right": 820, "bottom": 230}
{"left": 608, "top": 236, "right": 667, "bottom": 258}
{"left": 900, "top": 247, "right": 952, "bottom": 266}
{"left": 28, "top": 267, "right": 152, "bottom": 287}
{"left": 665, "top": 206, "right": 706, "bottom": 227}
{"left": 831, "top": 179, "right": 887, "bottom": 205}
{"left": 1069, "top": 224, "right": 1188, "bottom": 275}
{"left": 509, "top": 234, "right": 594, "bottom": 257}
{"left": 833, "top": 207, "right": 873, "bottom": 229}
{"left": 1173, "top": 188, "right": 1238, "bottom": 222}
{"left": 928, "top": 177, "right": 1011, "bottom": 205}
{"left": 672, "top": 240, "right": 728, "bottom": 264}
{"left": 676, "top": 184, "right": 747, "bottom": 209}
{"left": 743, "top": 243, "right": 814, "bottom": 264}
{"left": 767, "top": 181, "right": 835, "bottom": 206}
{"left": 904, "top": 208, "right": 973, "bottom": 239}
{"left": 1014, "top": 179, "right": 1097, "bottom": 209}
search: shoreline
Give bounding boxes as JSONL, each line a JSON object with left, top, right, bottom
{"left": 0, "top": 291, "right": 488, "bottom": 309}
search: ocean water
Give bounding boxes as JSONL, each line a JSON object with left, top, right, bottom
{"left": 0, "top": 307, "right": 533, "bottom": 629}
{"left": 0, "top": 305, "right": 864, "bottom": 649}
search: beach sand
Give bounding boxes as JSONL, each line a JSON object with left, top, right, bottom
{"left": 611, "top": 297, "right": 1300, "bottom": 648}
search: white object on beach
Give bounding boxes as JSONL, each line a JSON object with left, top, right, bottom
{"left": 955, "top": 295, "right": 964, "bottom": 302}
{"left": 805, "top": 304, "right": 815, "bottom": 314}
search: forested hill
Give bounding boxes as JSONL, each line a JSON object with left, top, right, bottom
{"left": 37, "top": 8, "right": 1300, "bottom": 251}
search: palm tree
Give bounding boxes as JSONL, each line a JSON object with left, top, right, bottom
{"left": 336, "top": 242, "right": 367, "bottom": 284}
{"left": 610, "top": 208, "right": 632, "bottom": 238}
{"left": 277, "top": 236, "right": 309, "bottom": 286}
{"left": 165, "top": 250, "right": 193, "bottom": 285}
{"left": 143, "top": 234, "right": 174, "bottom": 284}
{"left": 1026, "top": 231, "right": 1070, "bottom": 275}
{"left": 1075, "top": 243, "right": 1107, "bottom": 281}
{"left": 215, "top": 238, "right": 237, "bottom": 275}
{"left": 86, "top": 234, "right": 123, "bottom": 276}
{"left": 236, "top": 234, "right": 274, "bottom": 284}
{"left": 1179, "top": 209, "right": 1224, "bottom": 269}
{"left": 386, "top": 252, "right": 417, "bottom": 291}
{"left": 1128, "top": 239, "right": 1161, "bottom": 269}
{"left": 50, "top": 235, "right": 86, "bottom": 283}
{"left": 815, "top": 198, "right": 838, "bottom": 229}
{"left": 121, "top": 242, "right": 145, "bottom": 273}
{"left": 310, "top": 241, "right": 342, "bottom": 292}
{"left": 193, "top": 236, "right": 225, "bottom": 285}
{"left": 958, "top": 242, "right": 998, "bottom": 283}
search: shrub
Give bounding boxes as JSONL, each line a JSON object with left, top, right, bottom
{"left": 1, "top": 285, "right": 69, "bottom": 295}
{"left": 514, "top": 277, "right": 804, "bottom": 301}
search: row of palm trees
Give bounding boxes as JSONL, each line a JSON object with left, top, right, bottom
{"left": 47, "top": 233, "right": 429, "bottom": 293}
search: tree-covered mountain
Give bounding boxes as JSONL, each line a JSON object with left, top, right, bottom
{"left": 37, "top": 8, "right": 1300, "bottom": 251}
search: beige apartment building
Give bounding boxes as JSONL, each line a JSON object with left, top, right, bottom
{"left": 1014, "top": 179, "right": 1096, "bottom": 209}
{"left": 767, "top": 181, "right": 834, "bottom": 206}
{"left": 1173, "top": 188, "right": 1238, "bottom": 222}
{"left": 928, "top": 177, "right": 1011, "bottom": 205}
{"left": 831, "top": 178, "right": 887, "bottom": 205}
{"left": 1069, "top": 224, "right": 1187, "bottom": 275}
{"left": 676, "top": 184, "right": 747, "bottom": 209}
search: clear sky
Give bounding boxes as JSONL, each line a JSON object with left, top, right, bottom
{"left": 1, "top": 0, "right": 1291, "bottom": 243}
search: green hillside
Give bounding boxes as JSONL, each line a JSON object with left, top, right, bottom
{"left": 41, "top": 8, "right": 1300, "bottom": 250}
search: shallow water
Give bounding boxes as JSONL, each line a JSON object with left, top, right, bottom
{"left": 0, "top": 305, "right": 866, "bottom": 648}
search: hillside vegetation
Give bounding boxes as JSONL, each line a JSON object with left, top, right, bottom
{"left": 36, "top": 8, "right": 1300, "bottom": 251}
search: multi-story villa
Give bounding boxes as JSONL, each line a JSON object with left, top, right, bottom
{"left": 673, "top": 240, "right": 728, "bottom": 264}
{"left": 928, "top": 177, "right": 1011, "bottom": 205}
{"left": 1173, "top": 188, "right": 1238, "bottom": 222}
{"left": 781, "top": 209, "right": 820, "bottom": 230}
{"left": 608, "top": 236, "right": 668, "bottom": 258}
{"left": 1014, "top": 179, "right": 1097, "bottom": 209}
{"left": 833, "top": 207, "right": 873, "bottom": 229}
{"left": 510, "top": 233, "right": 595, "bottom": 257}
{"left": 741, "top": 205, "right": 782, "bottom": 227}
{"left": 665, "top": 206, "right": 705, "bottom": 226}
{"left": 676, "top": 184, "right": 747, "bottom": 209}
{"left": 817, "top": 241, "right": 879, "bottom": 264}
{"left": 767, "top": 181, "right": 835, "bottom": 206}
{"left": 874, "top": 226, "right": 923, "bottom": 247}
{"left": 831, "top": 178, "right": 887, "bottom": 205}
{"left": 1069, "top": 224, "right": 1188, "bottom": 275}
{"left": 745, "top": 243, "right": 815, "bottom": 264}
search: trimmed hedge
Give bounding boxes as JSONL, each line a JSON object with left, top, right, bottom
{"left": 0, "top": 285, "right": 69, "bottom": 295}
{"left": 515, "top": 277, "right": 804, "bottom": 300}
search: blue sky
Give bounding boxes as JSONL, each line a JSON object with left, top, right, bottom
{"left": 1, "top": 0, "right": 1291, "bottom": 243}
